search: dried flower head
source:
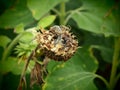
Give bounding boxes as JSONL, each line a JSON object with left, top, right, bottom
{"left": 36, "top": 25, "right": 78, "bottom": 61}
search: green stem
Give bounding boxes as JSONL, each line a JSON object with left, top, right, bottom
{"left": 65, "top": 7, "right": 85, "bottom": 25}
{"left": 59, "top": 2, "right": 66, "bottom": 25}
{"left": 114, "top": 72, "right": 120, "bottom": 87}
{"left": 109, "top": 37, "right": 120, "bottom": 90}
{"left": 1, "top": 33, "right": 24, "bottom": 61}
{"left": 96, "top": 74, "right": 110, "bottom": 89}
{"left": 0, "top": 74, "right": 3, "bottom": 89}
{"left": 64, "top": 12, "right": 73, "bottom": 25}
{"left": 52, "top": 8, "right": 60, "bottom": 16}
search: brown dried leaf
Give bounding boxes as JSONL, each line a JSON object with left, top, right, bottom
{"left": 30, "top": 62, "right": 44, "bottom": 87}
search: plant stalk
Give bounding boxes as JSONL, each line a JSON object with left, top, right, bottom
{"left": 17, "top": 44, "right": 40, "bottom": 90}
{"left": 96, "top": 74, "right": 110, "bottom": 89}
{"left": 1, "top": 33, "right": 23, "bottom": 61}
{"left": 109, "top": 37, "right": 120, "bottom": 90}
{"left": 59, "top": 2, "right": 66, "bottom": 25}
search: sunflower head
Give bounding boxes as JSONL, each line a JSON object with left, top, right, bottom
{"left": 36, "top": 25, "right": 78, "bottom": 61}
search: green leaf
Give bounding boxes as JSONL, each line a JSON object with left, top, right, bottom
{"left": 0, "top": 35, "right": 11, "bottom": 49}
{"left": 15, "top": 41, "right": 37, "bottom": 58}
{"left": 44, "top": 48, "right": 98, "bottom": 90}
{"left": 0, "top": 57, "right": 35, "bottom": 75}
{"left": 0, "top": 57, "right": 17, "bottom": 74}
{"left": 44, "top": 71, "right": 97, "bottom": 90}
{"left": 91, "top": 45, "right": 113, "bottom": 63}
{"left": 27, "top": 0, "right": 68, "bottom": 20}
{"left": 37, "top": 15, "right": 56, "bottom": 28}
{"left": 0, "top": 0, "right": 35, "bottom": 29}
{"left": 72, "top": 47, "right": 98, "bottom": 72}
{"left": 83, "top": 32, "right": 114, "bottom": 63}
{"left": 14, "top": 23, "right": 24, "bottom": 34}
{"left": 71, "top": 0, "right": 120, "bottom": 37}
{"left": 19, "top": 32, "right": 34, "bottom": 43}
{"left": 11, "top": 60, "right": 35, "bottom": 75}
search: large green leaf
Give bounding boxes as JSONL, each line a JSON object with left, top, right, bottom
{"left": 27, "top": 0, "right": 68, "bottom": 20}
{"left": 43, "top": 48, "right": 98, "bottom": 90}
{"left": 44, "top": 71, "right": 97, "bottom": 90}
{"left": 0, "top": 0, "right": 35, "bottom": 29}
{"left": 71, "top": 0, "right": 120, "bottom": 37}
{"left": 73, "top": 47, "right": 98, "bottom": 72}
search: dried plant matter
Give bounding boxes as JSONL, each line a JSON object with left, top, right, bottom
{"left": 36, "top": 25, "right": 78, "bottom": 61}
{"left": 30, "top": 62, "right": 44, "bottom": 87}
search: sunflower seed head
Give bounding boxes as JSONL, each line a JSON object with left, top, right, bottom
{"left": 36, "top": 25, "right": 78, "bottom": 61}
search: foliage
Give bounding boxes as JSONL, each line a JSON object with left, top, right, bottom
{"left": 0, "top": 0, "right": 120, "bottom": 90}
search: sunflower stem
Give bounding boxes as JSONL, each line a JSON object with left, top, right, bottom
{"left": 59, "top": 2, "right": 66, "bottom": 25}
{"left": 2, "top": 33, "right": 23, "bottom": 61}
{"left": 109, "top": 37, "right": 120, "bottom": 90}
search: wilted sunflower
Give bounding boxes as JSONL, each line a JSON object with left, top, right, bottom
{"left": 36, "top": 25, "right": 78, "bottom": 61}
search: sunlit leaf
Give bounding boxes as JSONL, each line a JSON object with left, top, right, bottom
{"left": 19, "top": 32, "right": 34, "bottom": 43}
{"left": 37, "top": 15, "right": 56, "bottom": 28}
{"left": 14, "top": 23, "right": 24, "bottom": 34}
{"left": 27, "top": 0, "right": 68, "bottom": 20}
